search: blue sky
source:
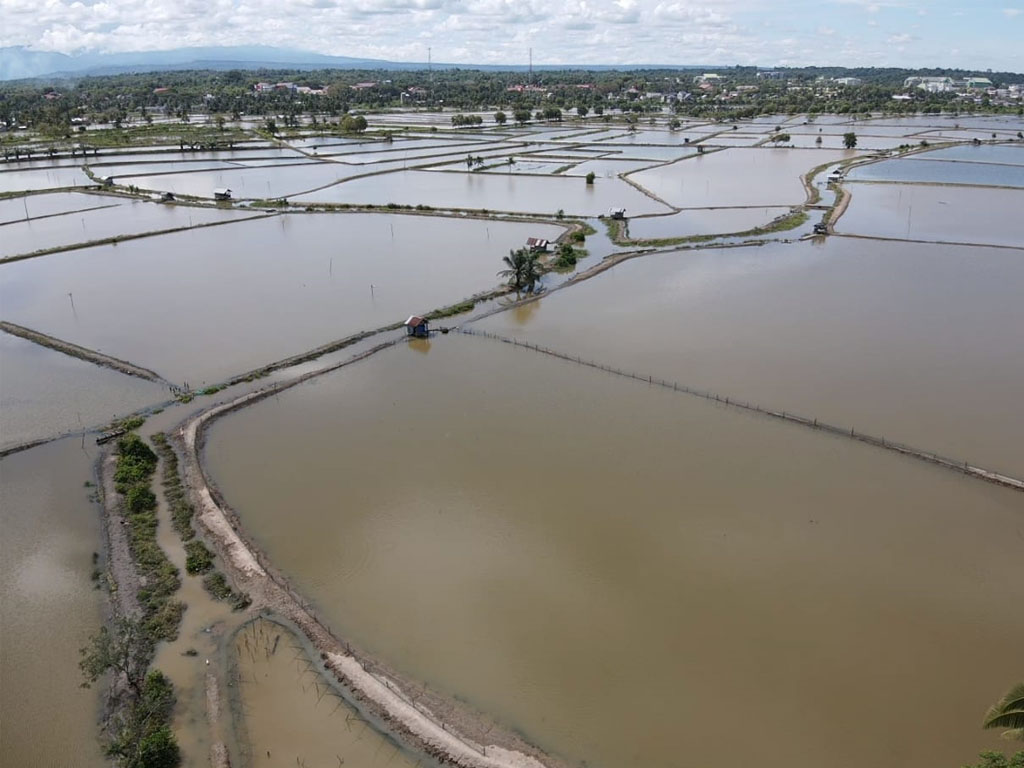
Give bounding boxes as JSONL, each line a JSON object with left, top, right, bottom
{"left": 1, "top": 0, "right": 1022, "bottom": 70}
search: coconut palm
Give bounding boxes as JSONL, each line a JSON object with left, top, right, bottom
{"left": 985, "top": 683, "right": 1024, "bottom": 741}
{"left": 498, "top": 248, "right": 542, "bottom": 292}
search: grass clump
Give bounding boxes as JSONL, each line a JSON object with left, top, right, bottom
{"left": 202, "top": 572, "right": 251, "bottom": 611}
{"left": 151, "top": 433, "right": 195, "bottom": 542}
{"left": 184, "top": 541, "right": 214, "bottom": 575}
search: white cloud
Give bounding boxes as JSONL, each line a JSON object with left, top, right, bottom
{"left": 1003, "top": 8, "right": 1022, "bottom": 17}
{"left": 0, "top": 0, "right": 1019, "bottom": 68}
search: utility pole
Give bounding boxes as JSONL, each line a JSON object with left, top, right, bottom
{"left": 529, "top": 47, "right": 533, "bottom": 85}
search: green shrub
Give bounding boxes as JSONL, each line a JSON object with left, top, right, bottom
{"left": 125, "top": 486, "right": 157, "bottom": 514}
{"left": 184, "top": 541, "right": 214, "bottom": 575}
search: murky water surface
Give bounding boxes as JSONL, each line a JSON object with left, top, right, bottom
{"left": 206, "top": 336, "right": 1024, "bottom": 768}
{"left": 627, "top": 206, "right": 791, "bottom": 239}
{"left": 0, "top": 199, "right": 260, "bottom": 258}
{"left": 294, "top": 169, "right": 671, "bottom": 215}
{"left": 477, "top": 238, "right": 1024, "bottom": 476}
{"left": 231, "top": 618, "right": 420, "bottom": 768}
{"left": 837, "top": 183, "right": 1024, "bottom": 246}
{"left": 0, "top": 213, "right": 563, "bottom": 383}
{"left": 0, "top": 331, "right": 168, "bottom": 447}
{"left": 0, "top": 191, "right": 116, "bottom": 224}
{"left": 0, "top": 438, "right": 106, "bottom": 767}
{"left": 630, "top": 148, "right": 854, "bottom": 207}
{"left": 0, "top": 166, "right": 94, "bottom": 192}
{"left": 848, "top": 157, "right": 1024, "bottom": 187}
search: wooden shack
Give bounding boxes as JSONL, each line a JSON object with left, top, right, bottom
{"left": 526, "top": 237, "right": 549, "bottom": 253}
{"left": 404, "top": 315, "right": 429, "bottom": 338}
{"left": 213, "top": 187, "right": 233, "bottom": 200}
{"left": 609, "top": 207, "right": 626, "bottom": 220}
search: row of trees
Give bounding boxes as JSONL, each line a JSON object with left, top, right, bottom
{"left": 6, "top": 65, "right": 1020, "bottom": 133}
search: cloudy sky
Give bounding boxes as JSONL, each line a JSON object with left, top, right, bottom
{"left": 1, "top": 0, "right": 1022, "bottom": 70}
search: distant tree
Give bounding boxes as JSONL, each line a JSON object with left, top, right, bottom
{"left": 534, "top": 110, "right": 544, "bottom": 121}
{"left": 669, "top": 118, "right": 681, "bottom": 130}
{"left": 214, "top": 114, "right": 226, "bottom": 131}
{"left": 815, "top": 135, "right": 823, "bottom": 145}
{"left": 585, "top": 171, "right": 596, "bottom": 185}
{"left": 577, "top": 105, "right": 588, "bottom": 118}
{"left": 593, "top": 105, "right": 604, "bottom": 116}
{"left": 769, "top": 133, "right": 791, "bottom": 145}
{"left": 843, "top": 131, "right": 857, "bottom": 148}
{"left": 494, "top": 111, "right": 507, "bottom": 125}
{"left": 264, "top": 117, "right": 277, "bottom": 134}
{"left": 513, "top": 109, "right": 531, "bottom": 126}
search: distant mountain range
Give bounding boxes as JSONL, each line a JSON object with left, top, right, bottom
{"left": 0, "top": 45, "right": 705, "bottom": 81}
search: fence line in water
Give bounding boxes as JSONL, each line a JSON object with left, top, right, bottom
{"left": 458, "top": 327, "right": 1024, "bottom": 493}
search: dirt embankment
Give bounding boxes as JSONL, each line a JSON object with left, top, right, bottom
{"left": 0, "top": 321, "right": 166, "bottom": 383}
{"left": 172, "top": 339, "right": 565, "bottom": 768}
{"left": 99, "top": 451, "right": 142, "bottom": 619}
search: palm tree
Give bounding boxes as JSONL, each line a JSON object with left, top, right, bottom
{"left": 985, "top": 683, "right": 1024, "bottom": 741}
{"left": 498, "top": 248, "right": 542, "bottom": 292}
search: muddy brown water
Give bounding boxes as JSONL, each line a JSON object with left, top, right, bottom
{"left": 231, "top": 618, "right": 421, "bottom": 768}
{"left": 628, "top": 148, "right": 856, "bottom": 208}
{"left": 477, "top": 236, "right": 1024, "bottom": 478}
{"left": 836, "top": 183, "right": 1024, "bottom": 247}
{"left": 0, "top": 438, "right": 107, "bottom": 767}
{"left": 0, "top": 331, "right": 169, "bottom": 449}
{"left": 0, "top": 212, "right": 564, "bottom": 384}
{"left": 205, "top": 336, "right": 1024, "bottom": 768}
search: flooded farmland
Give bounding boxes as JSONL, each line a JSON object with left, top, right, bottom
{"left": 0, "top": 330, "right": 168, "bottom": 448}
{"left": 0, "top": 212, "right": 564, "bottom": 383}
{"left": 205, "top": 336, "right": 1024, "bottom": 768}
{"left": 847, "top": 157, "right": 1024, "bottom": 187}
{"left": 0, "top": 439, "right": 107, "bottom": 768}
{"left": 294, "top": 169, "right": 672, "bottom": 215}
{"left": 836, "top": 183, "right": 1024, "bottom": 246}
{"left": 1, "top": 198, "right": 262, "bottom": 259}
{"left": 3, "top": 106, "right": 1023, "bottom": 768}
{"left": 628, "top": 148, "right": 855, "bottom": 208}
{"left": 477, "top": 237, "right": 1024, "bottom": 477}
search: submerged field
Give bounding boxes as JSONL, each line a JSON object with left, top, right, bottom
{"left": 2, "top": 111, "right": 1022, "bottom": 768}
{"left": 205, "top": 335, "right": 1023, "bottom": 768}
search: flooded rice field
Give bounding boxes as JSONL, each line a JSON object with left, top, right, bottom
{"left": 0, "top": 331, "right": 168, "bottom": 448}
{"left": 629, "top": 148, "right": 854, "bottom": 208}
{"left": 119, "top": 162, "right": 344, "bottom": 199}
{"left": 4, "top": 113, "right": 1023, "bottom": 768}
{"left": 0, "top": 212, "right": 564, "bottom": 383}
{"left": 0, "top": 165, "right": 94, "bottom": 192}
{"left": 836, "top": 183, "right": 1024, "bottom": 247}
{"left": 903, "top": 143, "right": 1024, "bottom": 165}
{"left": 0, "top": 438, "right": 107, "bottom": 767}
{"left": 205, "top": 335, "right": 1024, "bottom": 768}
{"left": 230, "top": 618, "right": 420, "bottom": 768}
{"left": 477, "top": 237, "right": 1024, "bottom": 477}
{"left": 626, "top": 206, "right": 792, "bottom": 239}
{"left": 0, "top": 190, "right": 115, "bottom": 223}
{"left": 847, "top": 157, "right": 1024, "bottom": 187}
{"left": 1, "top": 198, "right": 262, "bottom": 259}
{"left": 294, "top": 169, "right": 671, "bottom": 215}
